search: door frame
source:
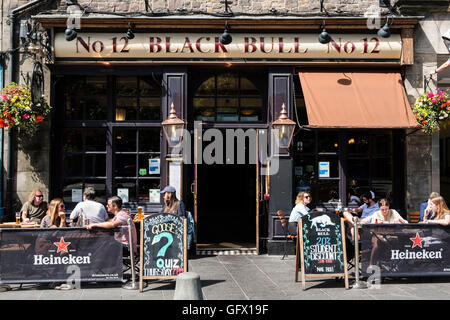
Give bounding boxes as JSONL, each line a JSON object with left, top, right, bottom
{"left": 191, "top": 128, "right": 262, "bottom": 252}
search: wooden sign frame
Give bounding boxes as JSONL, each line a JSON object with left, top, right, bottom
{"left": 139, "top": 214, "right": 188, "bottom": 292}
{"left": 295, "top": 214, "right": 349, "bottom": 290}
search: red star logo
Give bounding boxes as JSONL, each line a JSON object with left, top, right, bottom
{"left": 53, "top": 237, "right": 71, "bottom": 253}
{"left": 410, "top": 233, "right": 424, "bottom": 248}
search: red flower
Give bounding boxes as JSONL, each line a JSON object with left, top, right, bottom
{"left": 36, "top": 116, "right": 44, "bottom": 123}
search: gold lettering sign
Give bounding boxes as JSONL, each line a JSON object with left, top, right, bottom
{"left": 54, "top": 33, "right": 402, "bottom": 60}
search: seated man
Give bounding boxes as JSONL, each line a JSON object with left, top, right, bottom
{"left": 70, "top": 187, "right": 109, "bottom": 226}
{"left": 351, "top": 191, "right": 379, "bottom": 219}
{"left": 21, "top": 189, "right": 48, "bottom": 224}
{"left": 86, "top": 196, "right": 137, "bottom": 255}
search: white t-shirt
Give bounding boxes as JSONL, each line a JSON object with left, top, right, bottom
{"left": 366, "top": 209, "right": 407, "bottom": 224}
{"left": 69, "top": 200, "right": 109, "bottom": 224}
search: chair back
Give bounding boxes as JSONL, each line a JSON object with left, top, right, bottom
{"left": 277, "top": 210, "right": 288, "bottom": 228}
{"left": 408, "top": 211, "right": 420, "bottom": 223}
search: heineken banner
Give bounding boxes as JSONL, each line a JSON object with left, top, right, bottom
{"left": 0, "top": 228, "right": 123, "bottom": 284}
{"left": 361, "top": 224, "right": 450, "bottom": 277}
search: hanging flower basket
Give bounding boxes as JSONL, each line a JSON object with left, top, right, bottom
{"left": 412, "top": 88, "right": 450, "bottom": 134}
{"left": 0, "top": 82, "right": 52, "bottom": 136}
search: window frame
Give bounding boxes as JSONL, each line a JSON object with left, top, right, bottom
{"left": 51, "top": 68, "right": 165, "bottom": 209}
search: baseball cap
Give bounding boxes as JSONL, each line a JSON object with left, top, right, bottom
{"left": 161, "top": 186, "right": 176, "bottom": 194}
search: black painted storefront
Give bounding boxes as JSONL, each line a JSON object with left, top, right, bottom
{"left": 49, "top": 64, "right": 406, "bottom": 255}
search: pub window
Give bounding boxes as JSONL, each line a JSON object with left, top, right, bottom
{"left": 62, "top": 128, "right": 107, "bottom": 203}
{"left": 293, "top": 130, "right": 393, "bottom": 206}
{"left": 346, "top": 132, "right": 393, "bottom": 203}
{"left": 292, "top": 76, "right": 393, "bottom": 206}
{"left": 58, "top": 74, "right": 162, "bottom": 207}
{"left": 193, "top": 72, "right": 263, "bottom": 122}
{"left": 64, "top": 76, "right": 107, "bottom": 120}
{"left": 116, "top": 76, "right": 161, "bottom": 121}
{"left": 114, "top": 128, "right": 161, "bottom": 203}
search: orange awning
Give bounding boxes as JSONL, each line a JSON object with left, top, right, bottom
{"left": 298, "top": 71, "right": 420, "bottom": 129}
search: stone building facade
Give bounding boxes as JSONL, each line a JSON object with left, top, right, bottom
{"left": 0, "top": 0, "right": 449, "bottom": 254}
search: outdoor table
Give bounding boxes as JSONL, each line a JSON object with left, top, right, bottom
{"left": 0, "top": 222, "right": 40, "bottom": 228}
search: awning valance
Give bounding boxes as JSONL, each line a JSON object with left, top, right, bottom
{"left": 298, "top": 71, "right": 420, "bottom": 129}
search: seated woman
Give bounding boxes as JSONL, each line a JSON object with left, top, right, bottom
{"left": 38, "top": 198, "right": 68, "bottom": 290}
{"left": 361, "top": 198, "right": 408, "bottom": 224}
{"left": 344, "top": 198, "right": 406, "bottom": 241}
{"left": 40, "top": 198, "right": 66, "bottom": 228}
{"left": 421, "top": 196, "right": 450, "bottom": 226}
{"left": 288, "top": 191, "right": 311, "bottom": 236}
{"left": 160, "top": 185, "right": 186, "bottom": 217}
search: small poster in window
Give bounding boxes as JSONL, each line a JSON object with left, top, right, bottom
{"left": 72, "top": 189, "right": 82, "bottom": 203}
{"left": 139, "top": 168, "right": 147, "bottom": 176}
{"left": 117, "top": 188, "right": 129, "bottom": 203}
{"left": 149, "top": 189, "right": 160, "bottom": 203}
{"left": 294, "top": 166, "right": 303, "bottom": 177}
{"left": 149, "top": 158, "right": 160, "bottom": 175}
{"left": 319, "top": 161, "right": 330, "bottom": 178}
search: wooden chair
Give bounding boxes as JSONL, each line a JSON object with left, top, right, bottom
{"left": 277, "top": 210, "right": 297, "bottom": 260}
{"left": 408, "top": 211, "right": 420, "bottom": 223}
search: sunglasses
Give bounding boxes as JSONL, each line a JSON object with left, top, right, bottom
{"left": 304, "top": 196, "right": 311, "bottom": 199}
{"left": 35, "top": 195, "right": 43, "bottom": 198}
{"left": 59, "top": 204, "right": 65, "bottom": 209}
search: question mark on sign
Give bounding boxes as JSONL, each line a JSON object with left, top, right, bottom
{"left": 152, "top": 232, "right": 173, "bottom": 268}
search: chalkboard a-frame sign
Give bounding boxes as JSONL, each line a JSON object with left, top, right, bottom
{"left": 295, "top": 211, "right": 349, "bottom": 290}
{"left": 139, "top": 213, "right": 188, "bottom": 292}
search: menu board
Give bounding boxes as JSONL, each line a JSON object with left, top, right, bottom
{"left": 139, "top": 213, "right": 187, "bottom": 291}
{"left": 296, "top": 211, "right": 349, "bottom": 290}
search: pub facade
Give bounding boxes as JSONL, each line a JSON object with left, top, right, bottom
{"left": 1, "top": 0, "right": 449, "bottom": 255}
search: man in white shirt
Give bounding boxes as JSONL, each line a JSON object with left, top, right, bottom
{"left": 70, "top": 187, "right": 109, "bottom": 225}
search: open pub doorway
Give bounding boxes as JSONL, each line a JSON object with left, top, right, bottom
{"left": 196, "top": 163, "right": 257, "bottom": 253}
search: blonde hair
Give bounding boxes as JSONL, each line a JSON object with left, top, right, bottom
{"left": 46, "top": 198, "right": 64, "bottom": 226}
{"left": 430, "top": 196, "right": 450, "bottom": 220}
{"left": 295, "top": 191, "right": 311, "bottom": 205}
{"left": 28, "top": 189, "right": 43, "bottom": 204}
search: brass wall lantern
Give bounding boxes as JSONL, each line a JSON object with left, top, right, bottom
{"left": 272, "top": 103, "right": 296, "bottom": 149}
{"left": 162, "top": 103, "right": 185, "bottom": 148}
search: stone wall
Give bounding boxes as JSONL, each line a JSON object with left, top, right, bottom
{"left": 0, "top": 0, "right": 53, "bottom": 216}
{"left": 55, "top": 0, "right": 386, "bottom": 15}
{"left": 404, "top": 11, "right": 450, "bottom": 212}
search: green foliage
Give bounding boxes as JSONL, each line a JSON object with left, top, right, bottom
{"left": 0, "top": 82, "right": 52, "bottom": 136}
{"left": 412, "top": 88, "right": 450, "bottom": 134}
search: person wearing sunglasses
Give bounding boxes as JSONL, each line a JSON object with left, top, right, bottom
{"left": 288, "top": 191, "right": 312, "bottom": 236}
{"left": 40, "top": 198, "right": 67, "bottom": 228}
{"left": 20, "top": 189, "right": 48, "bottom": 224}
